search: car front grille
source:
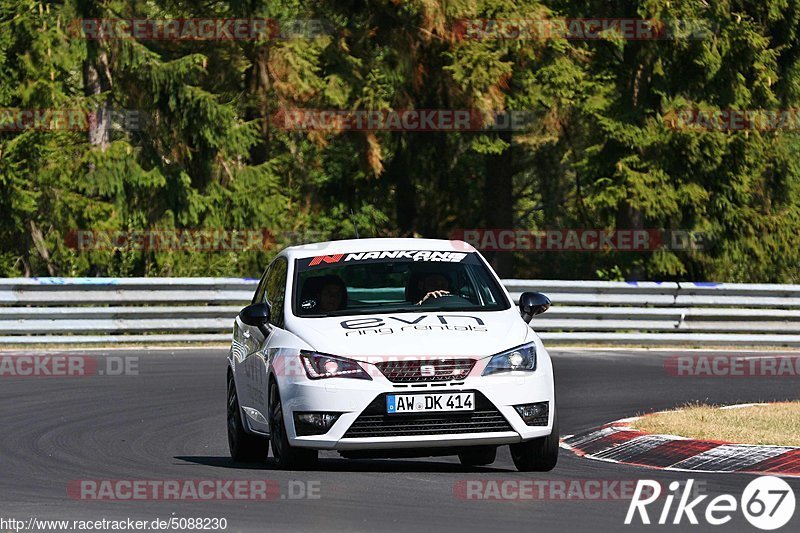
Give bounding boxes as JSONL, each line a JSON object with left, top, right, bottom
{"left": 374, "top": 358, "right": 476, "bottom": 382}
{"left": 342, "top": 391, "right": 513, "bottom": 438}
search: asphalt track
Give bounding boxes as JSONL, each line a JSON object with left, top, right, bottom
{"left": 0, "top": 348, "right": 798, "bottom": 532}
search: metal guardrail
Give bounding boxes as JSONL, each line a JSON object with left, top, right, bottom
{"left": 2, "top": 278, "right": 800, "bottom": 345}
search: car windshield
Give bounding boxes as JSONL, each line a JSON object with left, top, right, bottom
{"left": 292, "top": 250, "right": 510, "bottom": 317}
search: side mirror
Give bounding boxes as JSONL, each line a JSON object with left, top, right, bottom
{"left": 239, "top": 302, "right": 271, "bottom": 328}
{"left": 519, "top": 292, "right": 550, "bottom": 323}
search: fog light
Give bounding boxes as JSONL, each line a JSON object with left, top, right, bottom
{"left": 293, "top": 412, "right": 342, "bottom": 436}
{"left": 514, "top": 402, "right": 549, "bottom": 426}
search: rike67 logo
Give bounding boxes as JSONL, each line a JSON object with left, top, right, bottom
{"left": 626, "top": 477, "right": 796, "bottom": 530}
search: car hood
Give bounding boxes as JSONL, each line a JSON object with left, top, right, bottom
{"left": 286, "top": 309, "right": 531, "bottom": 360}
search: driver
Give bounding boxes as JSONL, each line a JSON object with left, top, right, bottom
{"left": 300, "top": 275, "right": 347, "bottom": 313}
{"left": 318, "top": 276, "right": 346, "bottom": 312}
{"left": 415, "top": 272, "right": 452, "bottom": 305}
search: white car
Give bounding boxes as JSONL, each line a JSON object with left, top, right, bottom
{"left": 226, "top": 238, "right": 557, "bottom": 471}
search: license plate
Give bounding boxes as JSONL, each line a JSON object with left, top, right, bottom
{"left": 386, "top": 392, "right": 475, "bottom": 414}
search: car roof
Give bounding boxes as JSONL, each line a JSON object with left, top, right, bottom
{"left": 282, "top": 237, "right": 476, "bottom": 259}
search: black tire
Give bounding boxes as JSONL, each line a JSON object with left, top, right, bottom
{"left": 510, "top": 407, "right": 559, "bottom": 472}
{"left": 269, "top": 380, "right": 318, "bottom": 470}
{"left": 458, "top": 446, "right": 497, "bottom": 466}
{"left": 227, "top": 374, "right": 270, "bottom": 462}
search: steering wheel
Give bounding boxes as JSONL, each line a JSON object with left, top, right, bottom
{"left": 419, "top": 293, "right": 468, "bottom": 307}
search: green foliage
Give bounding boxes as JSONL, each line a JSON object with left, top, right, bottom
{"left": 1, "top": 0, "right": 800, "bottom": 282}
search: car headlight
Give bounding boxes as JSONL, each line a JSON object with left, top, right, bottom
{"left": 300, "top": 351, "right": 371, "bottom": 380}
{"left": 482, "top": 343, "right": 537, "bottom": 376}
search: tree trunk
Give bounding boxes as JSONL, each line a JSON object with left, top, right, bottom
{"left": 244, "top": 44, "right": 271, "bottom": 164}
{"left": 79, "top": 1, "right": 112, "bottom": 149}
{"left": 483, "top": 130, "right": 514, "bottom": 277}
{"left": 29, "top": 221, "right": 55, "bottom": 276}
{"left": 388, "top": 142, "right": 416, "bottom": 235}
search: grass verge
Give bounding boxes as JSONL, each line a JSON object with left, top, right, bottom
{"left": 632, "top": 401, "right": 800, "bottom": 446}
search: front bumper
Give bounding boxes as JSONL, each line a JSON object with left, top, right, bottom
{"left": 276, "top": 361, "right": 555, "bottom": 450}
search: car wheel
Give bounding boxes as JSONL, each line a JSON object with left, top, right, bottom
{"left": 269, "top": 381, "right": 318, "bottom": 470}
{"left": 458, "top": 446, "right": 497, "bottom": 466}
{"left": 227, "top": 374, "right": 269, "bottom": 462}
{"left": 510, "top": 407, "right": 559, "bottom": 472}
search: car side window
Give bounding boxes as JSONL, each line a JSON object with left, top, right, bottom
{"left": 264, "top": 257, "right": 288, "bottom": 328}
{"left": 252, "top": 265, "right": 271, "bottom": 304}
